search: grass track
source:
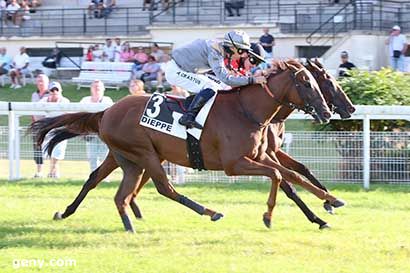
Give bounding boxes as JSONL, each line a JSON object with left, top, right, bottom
{"left": 0, "top": 180, "right": 409, "bottom": 273}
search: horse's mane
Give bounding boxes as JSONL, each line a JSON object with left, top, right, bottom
{"left": 271, "top": 59, "right": 304, "bottom": 71}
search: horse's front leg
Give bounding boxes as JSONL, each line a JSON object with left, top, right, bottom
{"left": 276, "top": 149, "right": 342, "bottom": 213}
{"left": 225, "top": 156, "right": 282, "bottom": 228}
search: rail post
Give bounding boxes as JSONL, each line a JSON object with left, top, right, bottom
{"left": 363, "top": 114, "right": 370, "bottom": 189}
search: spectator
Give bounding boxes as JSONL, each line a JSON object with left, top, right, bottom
{"left": 102, "top": 0, "right": 116, "bottom": 18}
{"left": 113, "top": 36, "right": 121, "bottom": 61}
{"left": 80, "top": 80, "right": 113, "bottom": 172}
{"left": 150, "top": 43, "right": 165, "bottom": 62}
{"left": 142, "top": 0, "right": 155, "bottom": 11}
{"left": 0, "top": 0, "right": 6, "bottom": 23}
{"left": 338, "top": 51, "right": 356, "bottom": 77}
{"left": 129, "top": 79, "right": 145, "bottom": 95}
{"left": 5, "top": 0, "right": 22, "bottom": 27}
{"left": 31, "top": 74, "right": 49, "bottom": 178}
{"left": 134, "top": 46, "right": 148, "bottom": 64}
{"left": 259, "top": 27, "right": 275, "bottom": 58}
{"left": 9, "top": 46, "right": 30, "bottom": 89}
{"left": 140, "top": 55, "right": 161, "bottom": 83}
{"left": 386, "top": 25, "right": 408, "bottom": 72}
{"left": 86, "top": 45, "right": 94, "bottom": 61}
{"left": 26, "top": 0, "right": 42, "bottom": 8}
{"left": 88, "top": 0, "right": 103, "bottom": 19}
{"left": 161, "top": 0, "right": 170, "bottom": 12}
{"left": 156, "top": 54, "right": 170, "bottom": 89}
{"left": 224, "top": 0, "right": 244, "bottom": 17}
{"left": 42, "top": 48, "right": 62, "bottom": 69}
{"left": 92, "top": 44, "right": 104, "bottom": 61}
{"left": 39, "top": 82, "right": 70, "bottom": 179}
{"left": 0, "top": 47, "right": 12, "bottom": 78}
{"left": 102, "top": 38, "right": 115, "bottom": 62}
{"left": 120, "top": 42, "right": 135, "bottom": 62}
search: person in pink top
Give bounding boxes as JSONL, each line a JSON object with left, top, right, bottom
{"left": 134, "top": 46, "right": 148, "bottom": 64}
{"left": 119, "top": 42, "right": 135, "bottom": 62}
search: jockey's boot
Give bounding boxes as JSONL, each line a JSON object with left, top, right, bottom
{"left": 179, "top": 88, "right": 216, "bottom": 129}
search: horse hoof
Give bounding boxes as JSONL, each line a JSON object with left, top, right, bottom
{"left": 319, "top": 223, "right": 331, "bottom": 230}
{"left": 53, "top": 211, "right": 63, "bottom": 221}
{"left": 211, "top": 213, "right": 224, "bottom": 222}
{"left": 263, "top": 216, "right": 271, "bottom": 229}
{"left": 323, "top": 201, "right": 334, "bottom": 214}
{"left": 126, "top": 229, "right": 136, "bottom": 234}
{"left": 331, "top": 199, "right": 346, "bottom": 208}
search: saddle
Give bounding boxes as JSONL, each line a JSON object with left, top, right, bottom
{"left": 164, "top": 94, "right": 195, "bottom": 113}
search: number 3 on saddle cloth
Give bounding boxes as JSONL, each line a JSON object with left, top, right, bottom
{"left": 139, "top": 92, "right": 218, "bottom": 170}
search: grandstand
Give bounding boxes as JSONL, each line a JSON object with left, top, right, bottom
{"left": 1, "top": 0, "right": 409, "bottom": 74}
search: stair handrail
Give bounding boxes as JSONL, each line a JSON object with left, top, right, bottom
{"left": 306, "top": 1, "right": 353, "bottom": 45}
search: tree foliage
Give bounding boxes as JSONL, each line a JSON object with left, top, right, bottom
{"left": 323, "top": 68, "right": 410, "bottom": 131}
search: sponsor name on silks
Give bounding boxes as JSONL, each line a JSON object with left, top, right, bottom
{"left": 141, "top": 116, "right": 172, "bottom": 132}
{"left": 176, "top": 71, "right": 201, "bottom": 85}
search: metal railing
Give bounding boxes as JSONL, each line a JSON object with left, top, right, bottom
{"left": 306, "top": 0, "right": 410, "bottom": 46}
{"left": 1, "top": 1, "right": 410, "bottom": 38}
{"left": 0, "top": 6, "right": 151, "bottom": 37}
{"left": 2, "top": 102, "right": 410, "bottom": 188}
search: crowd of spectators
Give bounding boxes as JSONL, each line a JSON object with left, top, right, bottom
{"left": 85, "top": 39, "right": 170, "bottom": 88}
{"left": 1, "top": 0, "right": 41, "bottom": 28}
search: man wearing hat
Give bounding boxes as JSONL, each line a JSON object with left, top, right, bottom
{"left": 386, "top": 25, "right": 408, "bottom": 72}
{"left": 338, "top": 51, "right": 356, "bottom": 77}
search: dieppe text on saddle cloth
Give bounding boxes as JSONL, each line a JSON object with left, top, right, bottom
{"left": 139, "top": 92, "right": 217, "bottom": 140}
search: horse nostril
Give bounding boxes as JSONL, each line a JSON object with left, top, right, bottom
{"left": 348, "top": 105, "right": 356, "bottom": 113}
{"left": 324, "top": 111, "right": 331, "bottom": 119}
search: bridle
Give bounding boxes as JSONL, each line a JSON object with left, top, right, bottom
{"left": 306, "top": 65, "right": 338, "bottom": 114}
{"left": 236, "top": 65, "right": 320, "bottom": 127}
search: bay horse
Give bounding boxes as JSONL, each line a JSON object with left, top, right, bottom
{"left": 32, "top": 61, "right": 343, "bottom": 232}
{"left": 263, "top": 59, "right": 355, "bottom": 228}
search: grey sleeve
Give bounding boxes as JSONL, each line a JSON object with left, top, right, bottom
{"left": 208, "top": 49, "right": 252, "bottom": 87}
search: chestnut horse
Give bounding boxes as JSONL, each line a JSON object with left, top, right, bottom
{"left": 33, "top": 61, "right": 343, "bottom": 232}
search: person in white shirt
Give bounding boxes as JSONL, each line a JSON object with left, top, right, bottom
{"left": 80, "top": 79, "right": 113, "bottom": 172}
{"left": 92, "top": 44, "right": 104, "bottom": 62}
{"left": 39, "top": 82, "right": 70, "bottom": 179}
{"left": 386, "top": 25, "right": 408, "bottom": 72}
{"left": 102, "top": 38, "right": 116, "bottom": 62}
{"left": 113, "top": 37, "right": 121, "bottom": 62}
{"left": 5, "top": 0, "right": 21, "bottom": 27}
{"left": 9, "top": 46, "right": 30, "bottom": 89}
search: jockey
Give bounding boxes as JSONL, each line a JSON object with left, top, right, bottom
{"left": 165, "top": 30, "right": 267, "bottom": 129}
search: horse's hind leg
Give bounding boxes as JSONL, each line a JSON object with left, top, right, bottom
{"left": 129, "top": 171, "right": 151, "bottom": 220}
{"left": 54, "top": 151, "right": 118, "bottom": 220}
{"left": 276, "top": 149, "right": 342, "bottom": 213}
{"left": 140, "top": 153, "right": 223, "bottom": 221}
{"left": 280, "top": 181, "right": 329, "bottom": 229}
{"left": 112, "top": 152, "right": 145, "bottom": 233}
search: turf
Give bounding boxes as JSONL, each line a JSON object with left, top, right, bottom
{"left": 0, "top": 180, "right": 409, "bottom": 273}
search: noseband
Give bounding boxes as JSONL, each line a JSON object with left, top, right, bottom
{"left": 307, "top": 66, "right": 338, "bottom": 114}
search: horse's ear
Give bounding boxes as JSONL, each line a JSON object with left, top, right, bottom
{"left": 306, "top": 58, "right": 313, "bottom": 66}
{"left": 284, "top": 61, "right": 296, "bottom": 72}
{"left": 314, "top": 58, "right": 324, "bottom": 68}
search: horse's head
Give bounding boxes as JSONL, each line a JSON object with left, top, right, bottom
{"left": 308, "top": 59, "right": 356, "bottom": 119}
{"left": 269, "top": 60, "right": 331, "bottom": 124}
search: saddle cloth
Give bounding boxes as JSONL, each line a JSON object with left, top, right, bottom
{"left": 139, "top": 92, "right": 216, "bottom": 140}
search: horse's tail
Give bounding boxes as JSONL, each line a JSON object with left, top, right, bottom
{"left": 30, "top": 111, "right": 105, "bottom": 156}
